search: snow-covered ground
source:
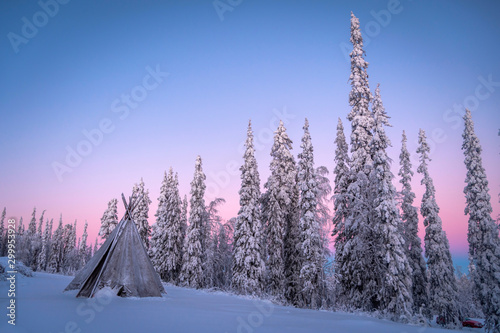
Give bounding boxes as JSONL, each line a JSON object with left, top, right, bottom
{"left": 0, "top": 270, "right": 485, "bottom": 333}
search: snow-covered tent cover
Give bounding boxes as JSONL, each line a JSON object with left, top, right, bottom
{"left": 65, "top": 195, "right": 165, "bottom": 298}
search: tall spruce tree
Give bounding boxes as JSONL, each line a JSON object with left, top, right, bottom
{"left": 99, "top": 198, "right": 118, "bottom": 241}
{"left": 339, "top": 11, "right": 376, "bottom": 311}
{"left": 180, "top": 156, "right": 206, "bottom": 289}
{"left": 297, "top": 119, "right": 322, "bottom": 309}
{"left": 462, "top": 109, "right": 500, "bottom": 332}
{"left": 399, "top": 130, "right": 429, "bottom": 314}
{"left": 17, "top": 217, "right": 24, "bottom": 235}
{"left": 151, "top": 169, "right": 184, "bottom": 282}
{"left": 150, "top": 171, "right": 170, "bottom": 279}
{"left": 369, "top": 85, "right": 413, "bottom": 319}
{"left": 132, "top": 178, "right": 152, "bottom": 248}
{"left": 47, "top": 215, "right": 63, "bottom": 273}
{"left": 37, "top": 218, "right": 50, "bottom": 271}
{"left": 232, "top": 120, "right": 265, "bottom": 295}
{"left": 417, "top": 129, "right": 460, "bottom": 327}
{"left": 264, "top": 120, "right": 297, "bottom": 299}
{"left": 332, "top": 118, "right": 350, "bottom": 286}
{"left": 80, "top": 221, "right": 89, "bottom": 267}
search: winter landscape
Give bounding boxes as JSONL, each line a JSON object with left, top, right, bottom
{"left": 1, "top": 1, "right": 500, "bottom": 333}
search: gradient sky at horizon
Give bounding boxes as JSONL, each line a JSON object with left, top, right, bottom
{"left": 1, "top": 0, "right": 499, "bottom": 268}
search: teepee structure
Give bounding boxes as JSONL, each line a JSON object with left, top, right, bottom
{"left": 65, "top": 194, "right": 165, "bottom": 298}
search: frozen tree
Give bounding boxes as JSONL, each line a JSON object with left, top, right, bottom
{"left": 284, "top": 177, "right": 302, "bottom": 307}
{"left": 462, "top": 109, "right": 500, "bottom": 332}
{"left": 369, "top": 85, "right": 413, "bottom": 319}
{"left": 47, "top": 215, "right": 64, "bottom": 273}
{"left": 264, "top": 120, "right": 297, "bottom": 299}
{"left": 339, "top": 12, "right": 376, "bottom": 311}
{"left": 93, "top": 238, "right": 98, "bottom": 256}
{"left": 180, "top": 156, "right": 206, "bottom": 289}
{"left": 37, "top": 210, "right": 45, "bottom": 236}
{"left": 332, "top": 118, "right": 350, "bottom": 285}
{"left": 37, "top": 219, "right": 51, "bottom": 271}
{"left": 297, "top": 118, "right": 322, "bottom": 309}
{"left": 28, "top": 207, "right": 37, "bottom": 235}
{"left": 180, "top": 195, "right": 188, "bottom": 264}
{"left": 214, "top": 222, "right": 233, "bottom": 290}
{"left": 417, "top": 129, "right": 459, "bottom": 327}
{"left": 315, "top": 166, "right": 332, "bottom": 257}
{"left": 99, "top": 198, "right": 118, "bottom": 241}
{"left": 132, "top": 178, "right": 152, "bottom": 249}
{"left": 79, "top": 220, "right": 89, "bottom": 268}
{"left": 347, "top": 12, "right": 373, "bottom": 172}
{"left": 399, "top": 130, "right": 428, "bottom": 314}
{"left": 232, "top": 120, "right": 265, "bottom": 295}
{"left": 151, "top": 169, "right": 184, "bottom": 282}
{"left": 455, "top": 266, "right": 483, "bottom": 319}
{"left": 203, "top": 197, "right": 226, "bottom": 288}
{"left": 62, "top": 222, "right": 77, "bottom": 274}
{"left": 17, "top": 217, "right": 24, "bottom": 236}
{"left": 150, "top": 171, "right": 170, "bottom": 279}
{"left": 26, "top": 207, "right": 43, "bottom": 270}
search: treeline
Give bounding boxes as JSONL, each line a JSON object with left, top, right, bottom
{"left": 0, "top": 208, "right": 96, "bottom": 275}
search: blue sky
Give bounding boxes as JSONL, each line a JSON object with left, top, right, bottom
{"left": 1, "top": 0, "right": 499, "bottom": 265}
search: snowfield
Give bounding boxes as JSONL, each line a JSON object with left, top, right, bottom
{"left": 0, "top": 271, "right": 485, "bottom": 333}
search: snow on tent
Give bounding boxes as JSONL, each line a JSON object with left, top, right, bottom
{"left": 65, "top": 194, "right": 165, "bottom": 298}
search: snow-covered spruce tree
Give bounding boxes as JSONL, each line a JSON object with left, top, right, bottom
{"left": 23, "top": 207, "right": 37, "bottom": 268}
{"left": 399, "top": 130, "right": 429, "bottom": 314}
{"left": 169, "top": 172, "right": 185, "bottom": 282}
{"left": 150, "top": 170, "right": 170, "bottom": 279}
{"left": 297, "top": 118, "right": 322, "bottom": 309}
{"left": 28, "top": 207, "right": 37, "bottom": 235}
{"left": 151, "top": 169, "right": 184, "bottom": 282}
{"left": 180, "top": 156, "right": 206, "bottom": 289}
{"left": 232, "top": 120, "right": 265, "bottom": 295}
{"left": 62, "top": 223, "right": 75, "bottom": 274}
{"left": 79, "top": 220, "right": 89, "bottom": 267}
{"left": 462, "top": 109, "right": 500, "bottom": 332}
{"left": 315, "top": 165, "right": 333, "bottom": 307}
{"left": 37, "top": 218, "right": 51, "bottom": 271}
{"left": 284, "top": 176, "right": 302, "bottom": 307}
{"left": 417, "top": 129, "right": 460, "bottom": 327}
{"left": 37, "top": 210, "right": 45, "bottom": 236}
{"left": 132, "top": 178, "right": 152, "bottom": 249}
{"left": 369, "top": 84, "right": 413, "bottom": 319}
{"left": 204, "top": 197, "right": 226, "bottom": 288}
{"left": 180, "top": 195, "right": 188, "bottom": 268}
{"left": 47, "top": 216, "right": 64, "bottom": 273}
{"left": 264, "top": 120, "right": 298, "bottom": 300}
{"left": 99, "top": 198, "right": 118, "bottom": 241}
{"left": 214, "top": 222, "right": 233, "bottom": 290}
{"left": 339, "top": 12, "right": 376, "bottom": 311}
{"left": 17, "top": 217, "right": 24, "bottom": 235}
{"left": 332, "top": 118, "right": 350, "bottom": 288}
